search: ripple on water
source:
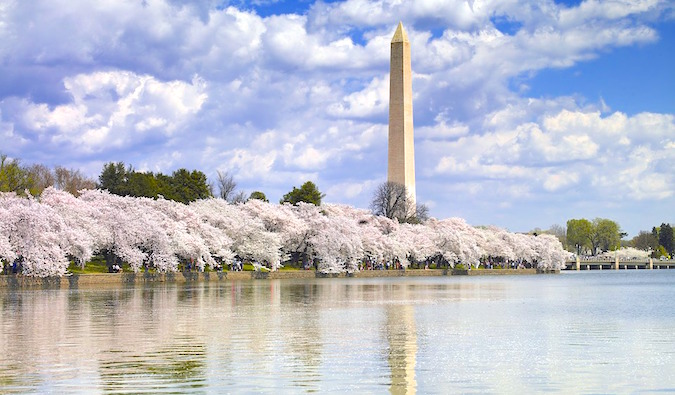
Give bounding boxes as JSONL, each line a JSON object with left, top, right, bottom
{"left": 0, "top": 273, "right": 674, "bottom": 393}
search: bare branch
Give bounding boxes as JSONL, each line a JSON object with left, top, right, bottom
{"left": 216, "top": 170, "right": 237, "bottom": 201}
{"left": 370, "top": 181, "right": 426, "bottom": 223}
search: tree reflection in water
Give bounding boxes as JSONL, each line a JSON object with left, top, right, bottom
{"left": 99, "top": 342, "right": 207, "bottom": 393}
{"left": 3, "top": 274, "right": 673, "bottom": 393}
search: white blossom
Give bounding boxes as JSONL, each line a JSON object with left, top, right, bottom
{"left": 598, "top": 247, "right": 649, "bottom": 260}
{"left": 0, "top": 189, "right": 569, "bottom": 276}
{"left": 0, "top": 192, "right": 71, "bottom": 276}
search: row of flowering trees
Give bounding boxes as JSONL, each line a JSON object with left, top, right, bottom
{"left": 0, "top": 188, "right": 569, "bottom": 277}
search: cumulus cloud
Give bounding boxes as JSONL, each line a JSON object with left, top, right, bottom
{"left": 431, "top": 105, "right": 674, "bottom": 204}
{"left": 328, "top": 76, "right": 389, "bottom": 118}
{"left": 326, "top": 178, "right": 380, "bottom": 201}
{"left": 308, "top": 0, "right": 489, "bottom": 31}
{"left": 0, "top": 0, "right": 672, "bottom": 236}
{"left": 2, "top": 71, "right": 207, "bottom": 154}
{"left": 416, "top": 117, "right": 469, "bottom": 140}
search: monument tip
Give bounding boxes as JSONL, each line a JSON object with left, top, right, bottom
{"left": 391, "top": 21, "right": 409, "bottom": 43}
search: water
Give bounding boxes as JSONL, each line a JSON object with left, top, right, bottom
{"left": 1, "top": 271, "right": 674, "bottom": 393}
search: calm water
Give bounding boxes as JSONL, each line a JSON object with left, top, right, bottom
{"left": 1, "top": 271, "right": 674, "bottom": 394}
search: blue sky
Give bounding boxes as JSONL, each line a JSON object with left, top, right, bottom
{"left": 0, "top": 0, "right": 673, "bottom": 238}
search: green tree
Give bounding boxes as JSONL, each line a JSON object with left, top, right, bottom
{"left": 249, "top": 191, "right": 268, "bottom": 202}
{"left": 155, "top": 173, "right": 176, "bottom": 200}
{"left": 593, "top": 218, "right": 622, "bottom": 253}
{"left": 98, "top": 162, "right": 129, "bottom": 195}
{"left": 566, "top": 218, "right": 592, "bottom": 255}
{"left": 659, "top": 223, "right": 674, "bottom": 257}
{"left": 99, "top": 162, "right": 211, "bottom": 203}
{"left": 126, "top": 171, "right": 160, "bottom": 198}
{"left": 281, "top": 181, "right": 325, "bottom": 206}
{"left": 654, "top": 245, "right": 668, "bottom": 259}
{"left": 0, "top": 154, "right": 30, "bottom": 193}
{"left": 652, "top": 226, "right": 659, "bottom": 241}
{"left": 2, "top": 155, "right": 95, "bottom": 197}
{"left": 168, "top": 168, "right": 211, "bottom": 203}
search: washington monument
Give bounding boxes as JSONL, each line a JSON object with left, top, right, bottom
{"left": 388, "top": 22, "right": 416, "bottom": 203}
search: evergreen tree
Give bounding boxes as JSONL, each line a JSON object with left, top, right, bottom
{"left": 169, "top": 169, "right": 211, "bottom": 203}
{"left": 98, "top": 162, "right": 211, "bottom": 203}
{"left": 126, "top": 171, "right": 160, "bottom": 198}
{"left": 659, "top": 223, "right": 673, "bottom": 257}
{"left": 98, "top": 162, "right": 129, "bottom": 195}
{"left": 248, "top": 191, "right": 268, "bottom": 202}
{"left": 281, "top": 181, "right": 325, "bottom": 206}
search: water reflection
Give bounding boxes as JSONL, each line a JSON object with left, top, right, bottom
{"left": 283, "top": 283, "right": 322, "bottom": 389}
{"left": 99, "top": 341, "right": 207, "bottom": 394}
{"left": 1, "top": 274, "right": 674, "bottom": 393}
{"left": 386, "top": 305, "right": 417, "bottom": 394}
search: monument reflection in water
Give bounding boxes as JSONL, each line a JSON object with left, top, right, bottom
{"left": 1, "top": 272, "right": 675, "bottom": 393}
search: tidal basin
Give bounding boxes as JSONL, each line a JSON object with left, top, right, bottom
{"left": 1, "top": 272, "right": 674, "bottom": 393}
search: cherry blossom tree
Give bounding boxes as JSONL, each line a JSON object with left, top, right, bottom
{"left": 0, "top": 192, "right": 72, "bottom": 276}
{"left": 531, "top": 234, "right": 568, "bottom": 270}
{"left": 0, "top": 187, "right": 569, "bottom": 277}
{"left": 79, "top": 190, "right": 177, "bottom": 273}
{"left": 480, "top": 226, "right": 516, "bottom": 263}
{"left": 354, "top": 214, "right": 393, "bottom": 266}
{"left": 389, "top": 223, "right": 434, "bottom": 267}
{"left": 141, "top": 197, "right": 233, "bottom": 271}
{"left": 241, "top": 199, "right": 308, "bottom": 267}
{"left": 598, "top": 247, "right": 649, "bottom": 260}
{"left": 191, "top": 198, "right": 282, "bottom": 270}
{"left": 40, "top": 187, "right": 99, "bottom": 268}
{"left": 427, "top": 218, "right": 484, "bottom": 268}
{"left": 311, "top": 204, "right": 364, "bottom": 273}
{"left": 0, "top": 205, "right": 18, "bottom": 272}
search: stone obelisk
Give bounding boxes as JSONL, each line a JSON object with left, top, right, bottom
{"left": 388, "top": 22, "right": 416, "bottom": 203}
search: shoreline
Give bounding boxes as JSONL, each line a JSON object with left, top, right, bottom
{"left": 0, "top": 268, "right": 553, "bottom": 289}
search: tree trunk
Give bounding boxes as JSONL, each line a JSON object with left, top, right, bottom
{"left": 104, "top": 250, "right": 115, "bottom": 273}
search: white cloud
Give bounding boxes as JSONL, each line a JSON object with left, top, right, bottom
{"left": 543, "top": 171, "right": 580, "bottom": 192}
{"left": 558, "top": 0, "right": 663, "bottom": 27}
{"left": 326, "top": 179, "right": 380, "bottom": 201}
{"left": 0, "top": 0, "right": 672, "bottom": 236}
{"left": 286, "top": 145, "right": 331, "bottom": 169}
{"left": 7, "top": 70, "right": 207, "bottom": 153}
{"left": 417, "top": 118, "right": 469, "bottom": 139}
{"left": 429, "top": 103, "right": 674, "bottom": 203}
{"left": 525, "top": 122, "right": 599, "bottom": 162}
{"left": 226, "top": 148, "right": 277, "bottom": 180}
{"left": 308, "top": 0, "right": 488, "bottom": 31}
{"left": 328, "top": 76, "right": 388, "bottom": 118}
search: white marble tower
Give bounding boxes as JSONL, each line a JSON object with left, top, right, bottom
{"left": 387, "top": 22, "right": 416, "bottom": 203}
